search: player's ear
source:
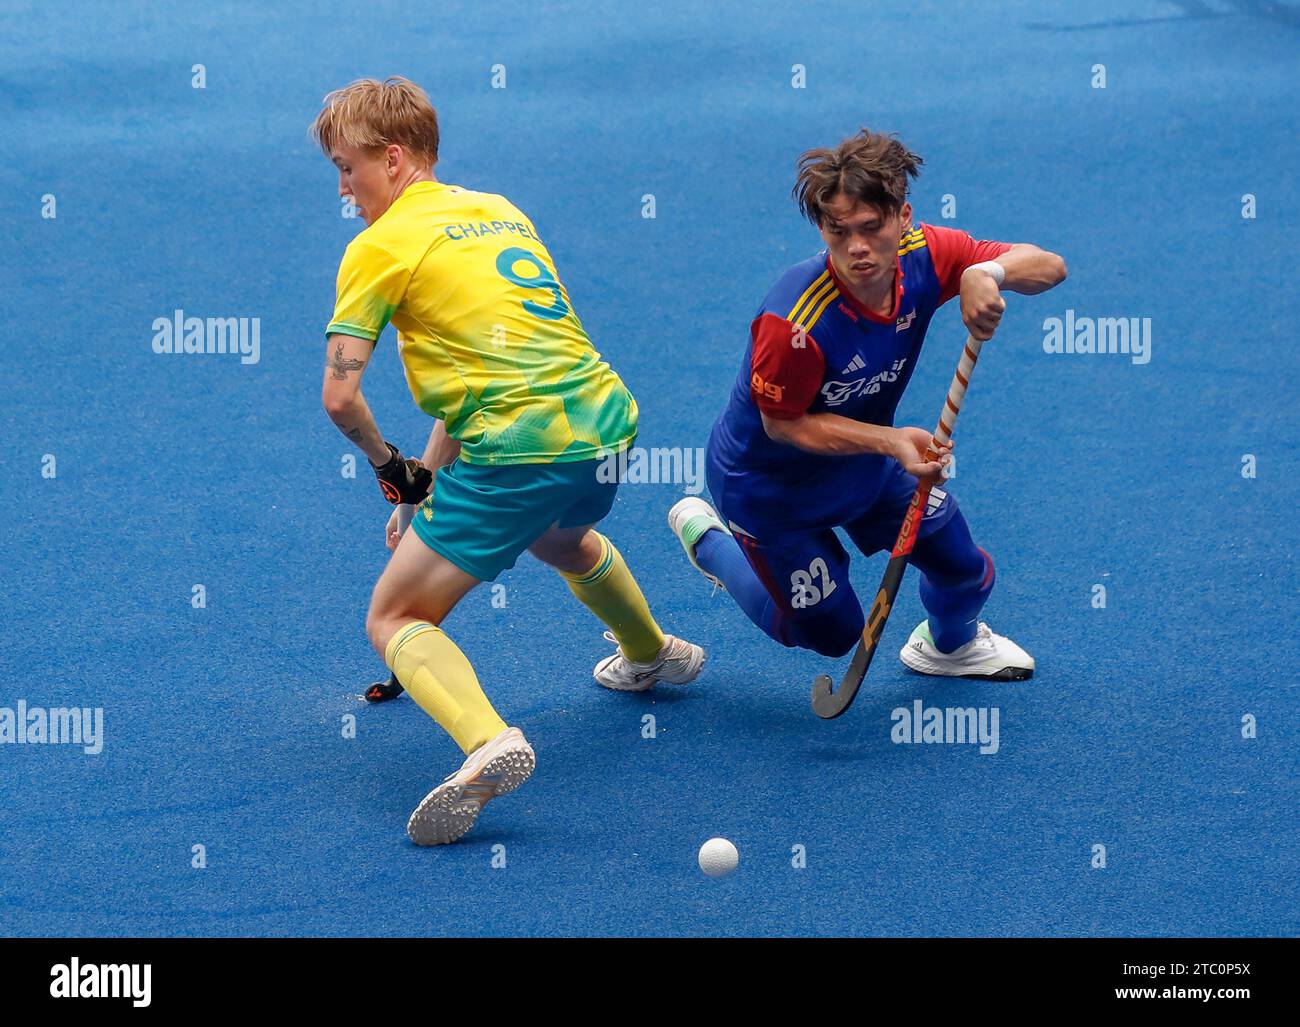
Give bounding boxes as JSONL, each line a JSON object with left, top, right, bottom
{"left": 899, "top": 201, "right": 913, "bottom": 233}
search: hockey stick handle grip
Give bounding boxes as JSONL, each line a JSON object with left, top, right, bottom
{"left": 926, "top": 334, "right": 985, "bottom": 456}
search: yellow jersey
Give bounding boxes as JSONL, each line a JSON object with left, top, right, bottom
{"left": 326, "top": 180, "right": 638, "bottom": 465}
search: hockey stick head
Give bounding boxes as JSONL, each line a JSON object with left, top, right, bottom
{"left": 811, "top": 673, "right": 854, "bottom": 719}
{"left": 808, "top": 553, "right": 907, "bottom": 719}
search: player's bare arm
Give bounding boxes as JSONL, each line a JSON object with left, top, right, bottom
{"left": 959, "top": 243, "right": 1067, "bottom": 340}
{"left": 988, "top": 243, "right": 1067, "bottom": 294}
{"left": 321, "top": 332, "right": 390, "bottom": 465}
{"left": 760, "top": 410, "right": 951, "bottom": 482}
{"left": 419, "top": 418, "right": 462, "bottom": 469}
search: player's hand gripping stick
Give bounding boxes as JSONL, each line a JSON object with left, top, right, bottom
{"left": 370, "top": 441, "right": 434, "bottom": 505}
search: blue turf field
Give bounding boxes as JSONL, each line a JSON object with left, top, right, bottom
{"left": 1, "top": 1, "right": 1296, "bottom": 937}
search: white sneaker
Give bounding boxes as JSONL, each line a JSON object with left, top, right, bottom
{"left": 407, "top": 726, "right": 535, "bottom": 846}
{"left": 667, "top": 497, "right": 730, "bottom": 590}
{"left": 593, "top": 631, "right": 706, "bottom": 692}
{"left": 899, "top": 621, "right": 1035, "bottom": 680}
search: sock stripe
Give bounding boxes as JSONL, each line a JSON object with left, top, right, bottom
{"left": 563, "top": 533, "right": 614, "bottom": 585}
{"left": 385, "top": 620, "right": 439, "bottom": 667}
{"left": 561, "top": 534, "right": 665, "bottom": 662}
{"left": 735, "top": 533, "right": 794, "bottom": 615}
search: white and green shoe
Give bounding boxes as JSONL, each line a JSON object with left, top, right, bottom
{"left": 593, "top": 631, "right": 706, "bottom": 692}
{"left": 899, "top": 620, "right": 1035, "bottom": 681}
{"left": 667, "top": 497, "right": 730, "bottom": 590}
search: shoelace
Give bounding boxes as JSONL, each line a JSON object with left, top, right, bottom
{"left": 961, "top": 624, "right": 996, "bottom": 654}
{"left": 602, "top": 631, "right": 668, "bottom": 677}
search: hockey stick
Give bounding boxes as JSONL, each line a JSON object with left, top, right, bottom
{"left": 810, "top": 332, "right": 987, "bottom": 719}
{"left": 364, "top": 503, "right": 416, "bottom": 703}
{"left": 396, "top": 502, "right": 415, "bottom": 537}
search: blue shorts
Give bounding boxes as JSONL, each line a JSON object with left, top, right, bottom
{"left": 706, "top": 453, "right": 965, "bottom": 648}
{"left": 706, "top": 449, "right": 958, "bottom": 552}
{"left": 410, "top": 457, "right": 619, "bottom": 581}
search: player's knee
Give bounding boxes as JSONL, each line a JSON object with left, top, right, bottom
{"left": 810, "top": 625, "right": 860, "bottom": 659}
{"left": 365, "top": 595, "right": 414, "bottom": 656}
{"left": 531, "top": 526, "right": 602, "bottom": 576}
{"left": 367, "top": 588, "right": 449, "bottom": 656}
{"left": 794, "top": 603, "right": 863, "bottom": 658}
{"left": 364, "top": 604, "right": 394, "bottom": 657}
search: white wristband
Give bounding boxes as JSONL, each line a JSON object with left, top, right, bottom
{"left": 967, "top": 260, "right": 1005, "bottom": 286}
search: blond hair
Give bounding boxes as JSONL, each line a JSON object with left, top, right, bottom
{"left": 310, "top": 76, "right": 440, "bottom": 167}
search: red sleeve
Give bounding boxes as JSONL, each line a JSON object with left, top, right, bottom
{"left": 921, "top": 224, "right": 1013, "bottom": 305}
{"left": 748, "top": 312, "right": 825, "bottom": 419}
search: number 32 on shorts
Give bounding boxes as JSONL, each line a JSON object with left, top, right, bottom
{"left": 790, "top": 557, "right": 837, "bottom": 609}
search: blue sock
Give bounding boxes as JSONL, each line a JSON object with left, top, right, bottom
{"left": 911, "top": 509, "right": 994, "bottom": 653}
{"left": 694, "top": 529, "right": 789, "bottom": 644}
{"left": 918, "top": 550, "right": 994, "bottom": 653}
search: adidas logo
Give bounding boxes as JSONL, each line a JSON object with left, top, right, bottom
{"left": 840, "top": 354, "right": 865, "bottom": 374}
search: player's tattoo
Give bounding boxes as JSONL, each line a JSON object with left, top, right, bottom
{"left": 343, "top": 427, "right": 364, "bottom": 443}
{"left": 328, "top": 340, "right": 366, "bottom": 381}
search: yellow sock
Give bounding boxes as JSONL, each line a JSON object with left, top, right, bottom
{"left": 561, "top": 533, "right": 666, "bottom": 662}
{"left": 384, "top": 621, "right": 507, "bottom": 755}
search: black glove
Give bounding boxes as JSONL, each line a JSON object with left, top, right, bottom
{"left": 370, "top": 442, "right": 433, "bottom": 505}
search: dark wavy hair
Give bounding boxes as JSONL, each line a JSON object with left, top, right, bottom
{"left": 793, "top": 129, "right": 923, "bottom": 226}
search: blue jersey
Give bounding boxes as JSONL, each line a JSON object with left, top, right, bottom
{"left": 707, "top": 223, "right": 1009, "bottom": 532}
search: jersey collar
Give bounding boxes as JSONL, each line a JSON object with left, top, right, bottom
{"left": 825, "top": 251, "right": 905, "bottom": 325}
{"left": 395, "top": 180, "right": 453, "bottom": 204}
